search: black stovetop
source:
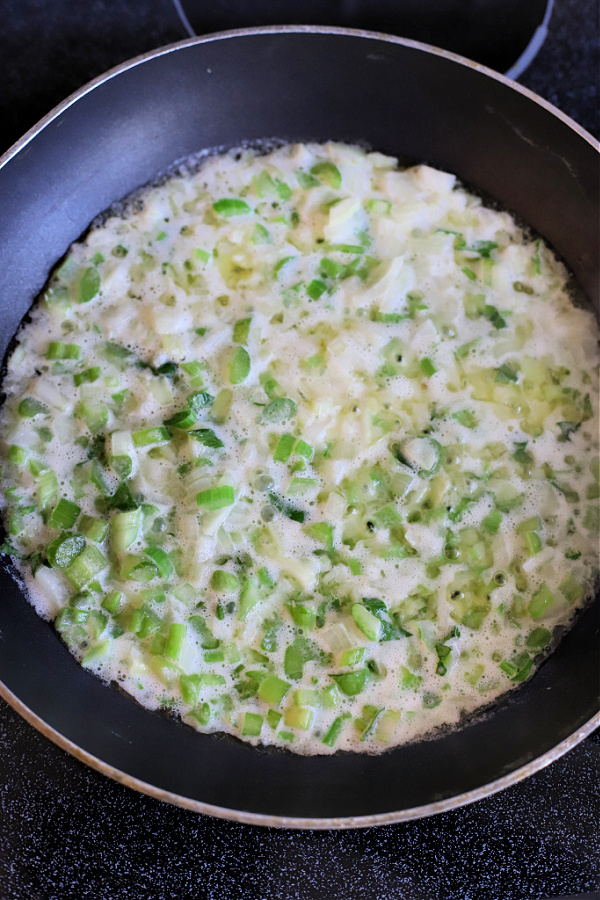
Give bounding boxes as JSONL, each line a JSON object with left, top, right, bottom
{"left": 0, "top": 2, "right": 598, "bottom": 898}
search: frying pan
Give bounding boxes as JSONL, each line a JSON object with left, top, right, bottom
{"left": 0, "top": 26, "right": 598, "bottom": 829}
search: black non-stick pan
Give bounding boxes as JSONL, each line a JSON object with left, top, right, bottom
{"left": 0, "top": 27, "right": 598, "bottom": 828}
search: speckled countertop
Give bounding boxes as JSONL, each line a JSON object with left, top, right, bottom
{"left": 0, "top": 1, "right": 598, "bottom": 897}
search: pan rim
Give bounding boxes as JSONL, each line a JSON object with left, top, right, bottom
{"left": 2, "top": 680, "right": 598, "bottom": 829}
{"left": 0, "top": 23, "right": 598, "bottom": 178}
{"left": 0, "top": 24, "right": 598, "bottom": 828}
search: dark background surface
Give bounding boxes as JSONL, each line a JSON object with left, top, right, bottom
{"left": 0, "top": 1, "right": 598, "bottom": 898}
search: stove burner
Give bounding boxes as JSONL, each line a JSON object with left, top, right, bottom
{"left": 173, "top": 0, "right": 553, "bottom": 78}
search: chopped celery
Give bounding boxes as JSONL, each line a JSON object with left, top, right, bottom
{"left": 229, "top": 347, "right": 250, "bottom": 385}
{"left": 180, "top": 674, "right": 201, "bottom": 706}
{"left": 18, "top": 398, "right": 48, "bottom": 418}
{"left": 332, "top": 669, "right": 368, "bottom": 696}
{"left": 49, "top": 498, "right": 81, "bottom": 529}
{"left": 164, "top": 623, "right": 186, "bottom": 661}
{"left": 283, "top": 706, "right": 314, "bottom": 730}
{"left": 232, "top": 317, "right": 252, "bottom": 344}
{"left": 64, "top": 545, "right": 108, "bottom": 589}
{"left": 213, "top": 198, "right": 252, "bottom": 217}
{"left": 273, "top": 433, "right": 295, "bottom": 462}
{"left": 110, "top": 509, "right": 141, "bottom": 552}
{"left": 528, "top": 583, "right": 556, "bottom": 618}
{"left": 351, "top": 603, "right": 382, "bottom": 641}
{"left": 78, "top": 267, "right": 100, "bottom": 303}
{"left": 241, "top": 712, "right": 263, "bottom": 736}
{"left": 262, "top": 398, "right": 297, "bottom": 423}
{"left": 306, "top": 279, "right": 327, "bottom": 301}
{"left": 211, "top": 570, "right": 240, "bottom": 592}
{"left": 197, "top": 485, "right": 235, "bottom": 509}
{"left": 310, "top": 161, "right": 342, "bottom": 189}
{"left": 257, "top": 674, "right": 291, "bottom": 706}
{"left": 132, "top": 426, "right": 169, "bottom": 447}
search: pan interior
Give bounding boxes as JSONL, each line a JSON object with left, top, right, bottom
{"left": 0, "top": 29, "right": 597, "bottom": 824}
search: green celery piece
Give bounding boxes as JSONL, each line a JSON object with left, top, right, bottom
{"left": 229, "top": 346, "right": 251, "bottom": 385}
{"left": 332, "top": 669, "right": 368, "bottom": 696}
{"left": 284, "top": 637, "right": 318, "bottom": 680}
{"left": 528, "top": 583, "right": 556, "bottom": 618}
{"left": 82, "top": 639, "right": 111, "bottom": 667}
{"left": 189, "top": 614, "right": 220, "bottom": 650}
{"left": 74, "top": 367, "right": 100, "bottom": 386}
{"left": 209, "top": 389, "right": 233, "bottom": 424}
{"left": 420, "top": 357, "right": 437, "bottom": 377}
{"left": 49, "top": 498, "right": 81, "bottom": 529}
{"left": 524, "top": 531, "right": 542, "bottom": 556}
{"left": 294, "top": 439, "right": 313, "bottom": 459}
{"left": 559, "top": 573, "right": 583, "bottom": 604}
{"left": 423, "top": 693, "right": 441, "bottom": 709}
{"left": 306, "top": 279, "right": 327, "bottom": 301}
{"left": 213, "top": 198, "right": 251, "bottom": 217}
{"left": 526, "top": 626, "right": 552, "bottom": 650}
{"left": 495, "top": 362, "right": 519, "bottom": 384}
{"left": 132, "top": 426, "right": 169, "bottom": 447}
{"left": 164, "top": 409, "right": 197, "bottom": 429}
{"left": 64, "top": 544, "right": 108, "bottom": 589}
{"left": 47, "top": 341, "right": 81, "bottom": 360}
{"left": 339, "top": 647, "right": 366, "bottom": 666}
{"left": 110, "top": 509, "right": 141, "bottom": 552}
{"left": 273, "top": 433, "right": 295, "bottom": 462}
{"left": 293, "top": 689, "right": 320, "bottom": 707}
{"left": 257, "top": 674, "right": 291, "bottom": 706}
{"left": 181, "top": 361, "right": 205, "bottom": 389}
{"left": 241, "top": 712, "right": 263, "bottom": 737}
{"left": 232, "top": 317, "right": 252, "bottom": 344}
{"left": 322, "top": 714, "right": 350, "bottom": 747}
{"left": 197, "top": 485, "right": 235, "bottom": 510}
{"left": 251, "top": 223, "right": 270, "bottom": 244}
{"left": 164, "top": 623, "right": 186, "bottom": 661}
{"left": 47, "top": 532, "right": 85, "bottom": 568}
{"left": 37, "top": 470, "right": 58, "bottom": 510}
{"left": 296, "top": 171, "right": 320, "bottom": 190}
{"left": 238, "top": 577, "right": 260, "bottom": 620}
{"left": 101, "top": 591, "right": 123, "bottom": 614}
{"left": 287, "top": 603, "right": 316, "bottom": 629}
{"left": 18, "top": 398, "right": 48, "bottom": 418}
{"left": 310, "top": 161, "right": 342, "bottom": 189}
{"left": 304, "top": 521, "right": 334, "bottom": 550}
{"left": 189, "top": 703, "right": 211, "bottom": 726}
{"left": 144, "top": 546, "right": 174, "bottom": 579}
{"left": 283, "top": 706, "right": 314, "bottom": 730}
{"left": 320, "top": 258, "right": 344, "bottom": 279}
{"left": 482, "top": 510, "right": 502, "bottom": 534}
{"left": 399, "top": 665, "right": 422, "bottom": 690}
{"left": 266, "top": 709, "right": 282, "bottom": 730}
{"left": 78, "top": 267, "right": 101, "bottom": 303}
{"left": 351, "top": 603, "right": 382, "bottom": 641}
{"left": 210, "top": 570, "right": 240, "bottom": 592}
{"left": 180, "top": 674, "right": 201, "bottom": 706}
{"left": 252, "top": 170, "right": 276, "bottom": 197}
{"left": 262, "top": 398, "right": 297, "bottom": 423}
{"left": 452, "top": 409, "right": 478, "bottom": 429}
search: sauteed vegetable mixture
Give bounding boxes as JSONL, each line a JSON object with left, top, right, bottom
{"left": 1, "top": 143, "right": 598, "bottom": 753}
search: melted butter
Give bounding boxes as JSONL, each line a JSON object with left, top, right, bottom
{"left": 1, "top": 143, "right": 598, "bottom": 754}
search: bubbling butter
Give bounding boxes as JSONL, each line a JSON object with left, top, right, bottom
{"left": 0, "top": 142, "right": 598, "bottom": 755}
